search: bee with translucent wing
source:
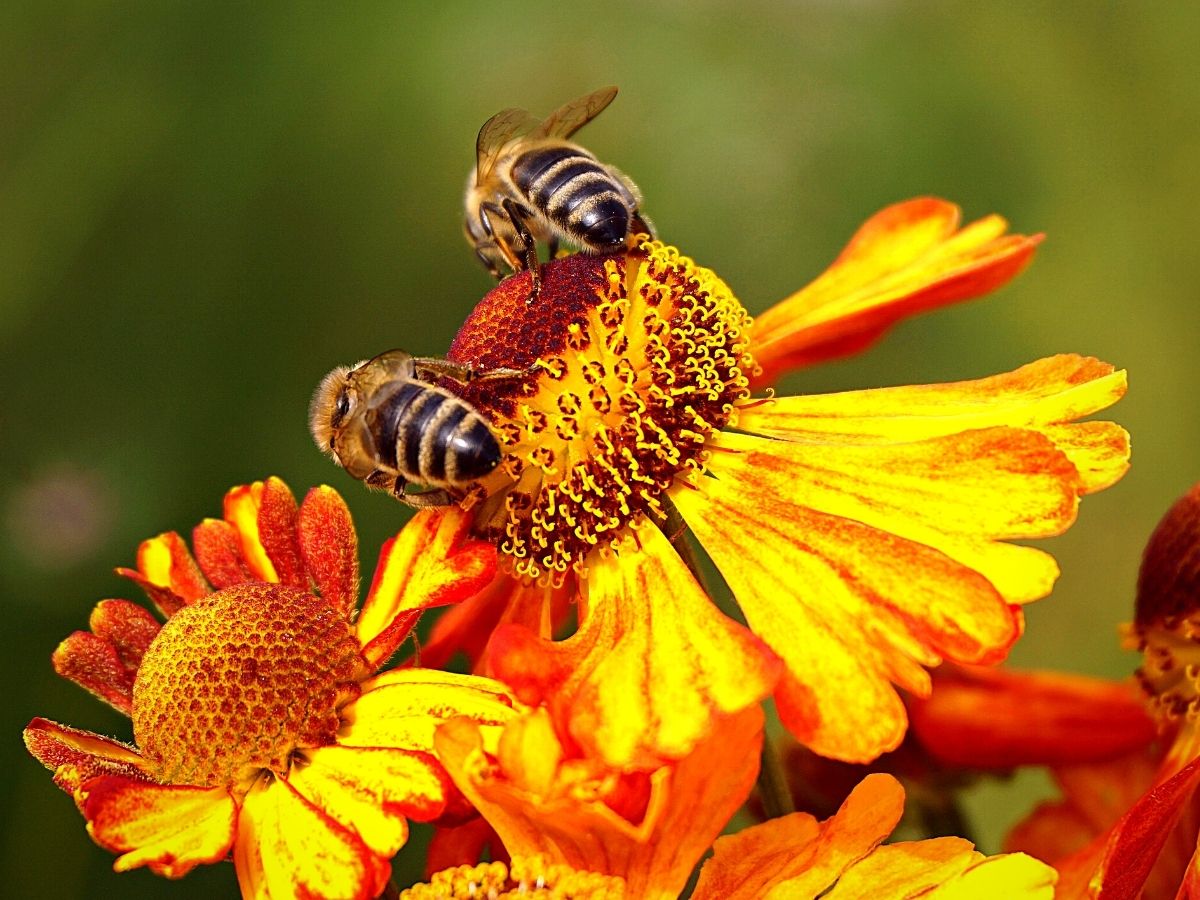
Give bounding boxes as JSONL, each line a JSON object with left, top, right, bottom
{"left": 464, "top": 86, "right": 655, "bottom": 300}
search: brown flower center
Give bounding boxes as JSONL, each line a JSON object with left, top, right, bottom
{"left": 450, "top": 241, "right": 755, "bottom": 583}
{"left": 132, "top": 583, "right": 368, "bottom": 787}
{"left": 400, "top": 856, "right": 626, "bottom": 899}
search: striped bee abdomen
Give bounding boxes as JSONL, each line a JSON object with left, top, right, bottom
{"left": 378, "top": 382, "right": 501, "bottom": 487}
{"left": 511, "top": 145, "right": 631, "bottom": 251}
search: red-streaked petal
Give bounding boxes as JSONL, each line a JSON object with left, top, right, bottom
{"left": 117, "top": 531, "right": 209, "bottom": 616}
{"left": 489, "top": 521, "right": 781, "bottom": 768}
{"left": 89, "top": 598, "right": 160, "bottom": 672}
{"left": 693, "top": 772, "right": 903, "bottom": 899}
{"left": 253, "top": 477, "right": 307, "bottom": 589}
{"left": 192, "top": 518, "right": 256, "bottom": 589}
{"left": 52, "top": 631, "right": 136, "bottom": 716}
{"left": 436, "top": 705, "right": 763, "bottom": 899}
{"left": 358, "top": 508, "right": 497, "bottom": 670}
{"left": 80, "top": 776, "right": 237, "bottom": 878}
{"left": 420, "top": 573, "right": 567, "bottom": 673}
{"left": 234, "top": 777, "right": 388, "bottom": 900}
{"left": 289, "top": 745, "right": 449, "bottom": 857}
{"left": 674, "top": 478, "right": 1020, "bottom": 763}
{"left": 909, "top": 666, "right": 1156, "bottom": 769}
{"left": 749, "top": 198, "right": 1041, "bottom": 382}
{"left": 298, "top": 486, "right": 360, "bottom": 617}
{"left": 341, "top": 669, "right": 517, "bottom": 753}
{"left": 24, "top": 718, "right": 148, "bottom": 795}
{"left": 223, "top": 482, "right": 280, "bottom": 583}
{"left": 736, "top": 355, "right": 1129, "bottom": 496}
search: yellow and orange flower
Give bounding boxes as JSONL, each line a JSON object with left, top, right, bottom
{"left": 24, "top": 476, "right": 520, "bottom": 900}
{"left": 1003, "top": 482, "right": 1200, "bottom": 898}
{"left": 403, "top": 694, "right": 1054, "bottom": 898}
{"left": 432, "top": 197, "right": 1130, "bottom": 764}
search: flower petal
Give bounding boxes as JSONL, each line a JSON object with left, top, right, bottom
{"left": 823, "top": 838, "right": 982, "bottom": 898}
{"left": 489, "top": 520, "right": 781, "bottom": 767}
{"left": 223, "top": 482, "right": 281, "bottom": 582}
{"left": 192, "top": 518, "right": 256, "bottom": 589}
{"left": 674, "top": 470, "right": 1021, "bottom": 762}
{"left": 253, "top": 477, "right": 308, "bottom": 588}
{"left": 289, "top": 745, "right": 449, "bottom": 857}
{"left": 298, "top": 486, "right": 360, "bottom": 617}
{"left": 80, "top": 775, "right": 236, "bottom": 878}
{"left": 358, "top": 508, "right": 497, "bottom": 670}
{"left": 234, "top": 777, "right": 388, "bottom": 900}
{"left": 24, "top": 718, "right": 148, "bottom": 795}
{"left": 437, "top": 705, "right": 764, "bottom": 900}
{"left": 116, "top": 531, "right": 209, "bottom": 615}
{"left": 909, "top": 665, "right": 1156, "bottom": 769}
{"left": 52, "top": 630, "right": 137, "bottom": 716}
{"left": 693, "top": 772, "right": 903, "bottom": 899}
{"left": 750, "top": 197, "right": 1041, "bottom": 382}
{"left": 735, "top": 354, "right": 1129, "bottom": 496}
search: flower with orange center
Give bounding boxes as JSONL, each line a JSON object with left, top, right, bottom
{"left": 438, "top": 197, "right": 1130, "bottom": 765}
{"left": 410, "top": 699, "right": 1055, "bottom": 898}
{"left": 24, "top": 477, "right": 520, "bottom": 900}
{"left": 1000, "top": 481, "right": 1200, "bottom": 899}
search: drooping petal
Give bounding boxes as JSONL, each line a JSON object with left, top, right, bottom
{"left": 673, "top": 464, "right": 1022, "bottom": 762}
{"left": 749, "top": 197, "right": 1041, "bottom": 382}
{"left": 24, "top": 718, "right": 148, "bottom": 795}
{"left": 116, "top": 531, "right": 209, "bottom": 616}
{"left": 52, "top": 630, "right": 137, "bottom": 716}
{"left": 288, "top": 745, "right": 448, "bottom": 858}
{"left": 88, "top": 598, "right": 161, "bottom": 670}
{"left": 340, "top": 669, "right": 517, "bottom": 754}
{"left": 234, "top": 776, "right": 388, "bottom": 900}
{"left": 437, "top": 705, "right": 763, "bottom": 900}
{"left": 909, "top": 665, "right": 1156, "bottom": 769}
{"left": 694, "top": 772, "right": 902, "bottom": 899}
{"left": 735, "top": 354, "right": 1129, "bottom": 495}
{"left": 357, "top": 508, "right": 497, "bottom": 670}
{"left": 488, "top": 521, "right": 781, "bottom": 768}
{"left": 79, "top": 775, "right": 237, "bottom": 878}
{"left": 298, "top": 486, "right": 360, "bottom": 617}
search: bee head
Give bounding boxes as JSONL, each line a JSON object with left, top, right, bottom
{"left": 309, "top": 362, "right": 365, "bottom": 463}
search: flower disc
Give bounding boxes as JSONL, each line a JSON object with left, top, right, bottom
{"left": 132, "top": 583, "right": 368, "bottom": 787}
{"left": 449, "top": 241, "right": 755, "bottom": 582}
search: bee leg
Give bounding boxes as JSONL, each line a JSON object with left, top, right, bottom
{"left": 501, "top": 198, "right": 541, "bottom": 303}
{"left": 631, "top": 212, "right": 656, "bottom": 240}
{"left": 547, "top": 236, "right": 560, "bottom": 260}
{"left": 481, "top": 201, "right": 525, "bottom": 276}
{"left": 393, "top": 478, "right": 453, "bottom": 509}
{"left": 413, "top": 358, "right": 531, "bottom": 385}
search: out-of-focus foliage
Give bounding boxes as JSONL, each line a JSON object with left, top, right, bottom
{"left": 2, "top": 2, "right": 1197, "bottom": 896}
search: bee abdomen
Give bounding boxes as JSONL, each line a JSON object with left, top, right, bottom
{"left": 512, "top": 147, "right": 630, "bottom": 249}
{"left": 391, "top": 387, "right": 501, "bottom": 487}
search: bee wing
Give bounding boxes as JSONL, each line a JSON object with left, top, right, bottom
{"left": 532, "top": 85, "right": 619, "bottom": 140}
{"left": 475, "top": 107, "right": 540, "bottom": 183}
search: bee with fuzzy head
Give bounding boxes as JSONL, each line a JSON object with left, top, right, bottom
{"left": 464, "top": 85, "right": 654, "bottom": 300}
{"left": 309, "top": 350, "right": 512, "bottom": 508}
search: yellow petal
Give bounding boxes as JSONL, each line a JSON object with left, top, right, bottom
{"left": 823, "top": 839, "right": 982, "bottom": 899}
{"left": 918, "top": 853, "right": 1056, "bottom": 899}
{"left": 235, "top": 776, "right": 389, "bottom": 900}
{"left": 79, "top": 776, "right": 236, "bottom": 878}
{"left": 750, "top": 198, "right": 1041, "bottom": 381}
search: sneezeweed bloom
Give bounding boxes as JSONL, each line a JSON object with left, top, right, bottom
{"left": 1003, "top": 481, "right": 1200, "bottom": 898}
{"left": 439, "top": 197, "right": 1131, "bottom": 764}
{"left": 24, "top": 477, "right": 520, "bottom": 900}
{"left": 407, "top": 696, "right": 1055, "bottom": 898}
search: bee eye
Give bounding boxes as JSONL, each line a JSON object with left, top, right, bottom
{"left": 333, "top": 391, "right": 352, "bottom": 424}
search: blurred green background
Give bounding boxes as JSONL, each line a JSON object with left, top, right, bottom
{"left": 3, "top": 1, "right": 1197, "bottom": 896}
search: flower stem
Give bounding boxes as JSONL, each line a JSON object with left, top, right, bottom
{"left": 758, "top": 732, "right": 796, "bottom": 819}
{"left": 663, "top": 497, "right": 713, "bottom": 595}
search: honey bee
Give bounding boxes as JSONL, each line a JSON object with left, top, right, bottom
{"left": 464, "top": 85, "right": 654, "bottom": 298}
{"left": 309, "top": 350, "right": 515, "bottom": 508}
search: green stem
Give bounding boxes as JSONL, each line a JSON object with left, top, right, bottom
{"left": 758, "top": 732, "right": 796, "bottom": 819}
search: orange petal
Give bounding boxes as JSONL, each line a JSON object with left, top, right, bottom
{"left": 436, "top": 705, "right": 763, "bottom": 900}
{"left": 426, "top": 817, "right": 504, "bottom": 877}
{"left": 674, "top": 469, "right": 1021, "bottom": 762}
{"left": 750, "top": 197, "right": 1041, "bottom": 382}
{"left": 736, "top": 354, "right": 1129, "bottom": 496}
{"left": 489, "top": 521, "right": 781, "bottom": 768}
{"left": 234, "top": 777, "right": 388, "bottom": 900}
{"left": 24, "top": 718, "right": 148, "bottom": 795}
{"left": 358, "top": 508, "right": 497, "bottom": 670}
{"left": 222, "top": 482, "right": 280, "bottom": 582}
{"left": 192, "top": 518, "right": 256, "bottom": 589}
{"left": 289, "top": 745, "right": 449, "bottom": 857}
{"left": 52, "top": 630, "right": 137, "bottom": 716}
{"left": 80, "top": 775, "right": 236, "bottom": 878}
{"left": 909, "top": 666, "right": 1156, "bottom": 769}
{"left": 693, "top": 772, "right": 903, "bottom": 899}
{"left": 298, "top": 486, "right": 360, "bottom": 617}
{"left": 252, "top": 476, "right": 307, "bottom": 588}
{"left": 823, "top": 838, "right": 982, "bottom": 898}
{"left": 116, "top": 531, "right": 209, "bottom": 616}
{"left": 341, "top": 669, "right": 517, "bottom": 753}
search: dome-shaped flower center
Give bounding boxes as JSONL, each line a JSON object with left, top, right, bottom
{"left": 449, "top": 241, "right": 755, "bottom": 582}
{"left": 400, "top": 856, "right": 626, "bottom": 899}
{"left": 132, "top": 583, "right": 368, "bottom": 787}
